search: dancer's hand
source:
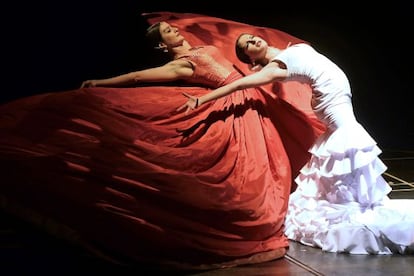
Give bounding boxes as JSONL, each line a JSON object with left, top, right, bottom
{"left": 80, "top": 80, "right": 98, "bottom": 88}
{"left": 176, "top": 92, "right": 199, "bottom": 114}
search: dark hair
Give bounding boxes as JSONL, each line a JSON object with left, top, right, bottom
{"left": 235, "top": 33, "right": 251, "bottom": 64}
{"left": 145, "top": 22, "right": 163, "bottom": 47}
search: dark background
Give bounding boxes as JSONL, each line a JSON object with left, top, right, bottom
{"left": 2, "top": 1, "right": 412, "bottom": 150}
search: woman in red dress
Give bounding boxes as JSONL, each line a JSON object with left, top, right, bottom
{"left": 0, "top": 12, "right": 323, "bottom": 269}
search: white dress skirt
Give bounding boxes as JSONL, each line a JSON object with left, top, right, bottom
{"left": 284, "top": 102, "right": 414, "bottom": 254}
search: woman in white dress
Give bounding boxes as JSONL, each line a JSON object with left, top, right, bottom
{"left": 178, "top": 33, "right": 414, "bottom": 254}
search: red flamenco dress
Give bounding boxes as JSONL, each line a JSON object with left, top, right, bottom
{"left": 0, "top": 12, "right": 324, "bottom": 269}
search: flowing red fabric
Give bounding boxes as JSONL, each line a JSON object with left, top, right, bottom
{"left": 143, "top": 11, "right": 325, "bottom": 179}
{"left": 0, "top": 12, "right": 324, "bottom": 269}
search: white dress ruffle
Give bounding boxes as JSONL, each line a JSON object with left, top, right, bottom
{"left": 285, "top": 121, "right": 414, "bottom": 254}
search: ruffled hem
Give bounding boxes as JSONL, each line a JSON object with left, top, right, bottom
{"left": 285, "top": 199, "right": 414, "bottom": 254}
{"left": 294, "top": 122, "right": 391, "bottom": 205}
{"left": 284, "top": 119, "right": 414, "bottom": 255}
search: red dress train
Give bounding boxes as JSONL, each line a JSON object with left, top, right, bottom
{"left": 0, "top": 12, "right": 324, "bottom": 269}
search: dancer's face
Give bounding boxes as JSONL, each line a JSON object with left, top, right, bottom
{"left": 159, "top": 22, "right": 185, "bottom": 48}
{"left": 237, "top": 34, "right": 268, "bottom": 64}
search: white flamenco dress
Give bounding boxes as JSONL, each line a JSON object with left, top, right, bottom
{"left": 277, "top": 43, "right": 414, "bottom": 254}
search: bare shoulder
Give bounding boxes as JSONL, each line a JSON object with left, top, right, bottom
{"left": 165, "top": 59, "right": 194, "bottom": 77}
{"left": 268, "top": 59, "right": 287, "bottom": 70}
{"left": 168, "top": 59, "right": 194, "bottom": 68}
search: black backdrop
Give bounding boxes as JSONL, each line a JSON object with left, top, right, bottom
{"left": 3, "top": 1, "right": 412, "bottom": 149}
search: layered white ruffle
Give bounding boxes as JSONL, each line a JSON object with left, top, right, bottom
{"left": 285, "top": 122, "right": 414, "bottom": 254}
